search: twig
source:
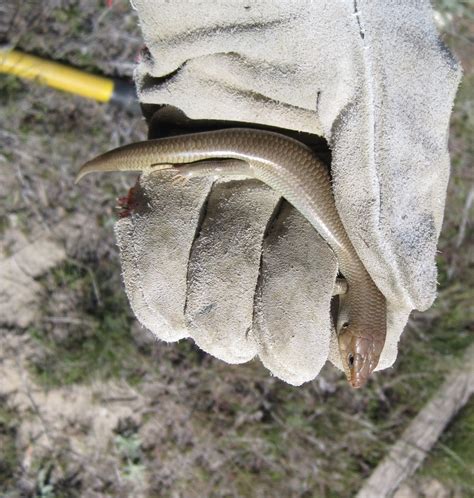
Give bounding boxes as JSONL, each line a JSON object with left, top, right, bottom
{"left": 448, "top": 187, "right": 474, "bottom": 279}
{"left": 456, "top": 186, "right": 473, "bottom": 249}
{"left": 14, "top": 352, "right": 54, "bottom": 450}
{"left": 100, "top": 396, "right": 139, "bottom": 403}
{"left": 42, "top": 316, "right": 95, "bottom": 326}
{"left": 67, "top": 257, "right": 102, "bottom": 307}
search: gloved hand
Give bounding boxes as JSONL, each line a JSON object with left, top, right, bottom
{"left": 113, "top": 0, "right": 460, "bottom": 385}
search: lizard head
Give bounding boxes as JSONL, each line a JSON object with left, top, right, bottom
{"left": 338, "top": 323, "right": 383, "bottom": 388}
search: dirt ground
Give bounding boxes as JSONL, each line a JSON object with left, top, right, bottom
{"left": 0, "top": 2, "right": 472, "bottom": 497}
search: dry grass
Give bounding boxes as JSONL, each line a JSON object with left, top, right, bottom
{"left": 0, "top": 1, "right": 472, "bottom": 497}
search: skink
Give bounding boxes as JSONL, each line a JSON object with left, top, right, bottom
{"left": 77, "top": 128, "right": 387, "bottom": 388}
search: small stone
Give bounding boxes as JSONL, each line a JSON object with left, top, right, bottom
{"left": 393, "top": 483, "right": 419, "bottom": 498}
{"left": 419, "top": 478, "right": 450, "bottom": 498}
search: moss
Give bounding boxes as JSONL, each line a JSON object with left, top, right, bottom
{"left": 114, "top": 432, "right": 146, "bottom": 482}
{"left": 0, "top": 403, "right": 19, "bottom": 491}
{"left": 0, "top": 215, "right": 8, "bottom": 239}
{"left": 0, "top": 74, "right": 27, "bottom": 104}
{"left": 434, "top": 0, "right": 474, "bottom": 19}
{"left": 51, "top": 5, "right": 84, "bottom": 29}
{"left": 28, "top": 458, "right": 83, "bottom": 498}
{"left": 29, "top": 260, "right": 148, "bottom": 388}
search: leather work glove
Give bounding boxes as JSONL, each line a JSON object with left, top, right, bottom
{"left": 113, "top": 1, "right": 460, "bottom": 385}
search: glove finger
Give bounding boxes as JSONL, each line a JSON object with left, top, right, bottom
{"left": 115, "top": 171, "right": 214, "bottom": 341}
{"left": 254, "top": 202, "right": 338, "bottom": 385}
{"left": 185, "top": 179, "right": 280, "bottom": 363}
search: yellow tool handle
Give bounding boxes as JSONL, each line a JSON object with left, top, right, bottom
{"left": 0, "top": 49, "right": 114, "bottom": 102}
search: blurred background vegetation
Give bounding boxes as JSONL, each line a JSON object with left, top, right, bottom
{"left": 0, "top": 1, "right": 472, "bottom": 497}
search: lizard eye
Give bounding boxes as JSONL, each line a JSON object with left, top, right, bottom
{"left": 342, "top": 322, "right": 349, "bottom": 329}
{"left": 348, "top": 353, "right": 355, "bottom": 368}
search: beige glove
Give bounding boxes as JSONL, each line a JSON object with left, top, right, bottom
{"left": 114, "top": 0, "right": 460, "bottom": 385}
